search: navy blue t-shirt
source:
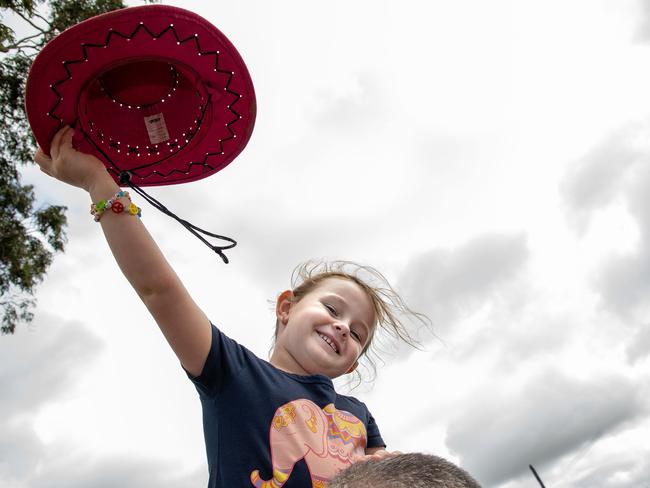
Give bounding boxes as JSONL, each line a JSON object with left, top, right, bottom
{"left": 187, "top": 324, "right": 385, "bottom": 488}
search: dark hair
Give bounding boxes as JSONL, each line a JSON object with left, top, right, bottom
{"left": 271, "top": 260, "right": 429, "bottom": 382}
{"left": 328, "top": 453, "right": 482, "bottom": 488}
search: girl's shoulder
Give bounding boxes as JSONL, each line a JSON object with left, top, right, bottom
{"left": 335, "top": 391, "right": 372, "bottom": 414}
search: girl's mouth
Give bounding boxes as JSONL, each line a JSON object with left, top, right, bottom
{"left": 317, "top": 332, "right": 339, "bottom": 354}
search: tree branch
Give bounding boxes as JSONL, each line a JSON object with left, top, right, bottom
{"left": 14, "top": 30, "right": 48, "bottom": 43}
{"left": 4, "top": 44, "right": 40, "bottom": 54}
{"left": 1, "top": 31, "right": 48, "bottom": 52}
{"left": 32, "top": 11, "right": 50, "bottom": 25}
{"left": 14, "top": 8, "right": 50, "bottom": 34}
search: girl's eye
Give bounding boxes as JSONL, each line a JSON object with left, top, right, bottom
{"left": 350, "top": 330, "right": 362, "bottom": 342}
{"left": 324, "top": 303, "right": 338, "bottom": 316}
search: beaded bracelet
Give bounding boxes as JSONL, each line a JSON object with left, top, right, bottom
{"left": 90, "top": 190, "right": 142, "bottom": 222}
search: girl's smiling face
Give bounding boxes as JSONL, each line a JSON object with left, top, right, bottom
{"left": 271, "top": 277, "right": 376, "bottom": 378}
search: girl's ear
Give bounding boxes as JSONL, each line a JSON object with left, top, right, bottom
{"left": 346, "top": 360, "right": 359, "bottom": 374}
{"left": 276, "top": 290, "right": 294, "bottom": 326}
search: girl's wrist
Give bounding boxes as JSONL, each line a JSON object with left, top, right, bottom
{"left": 87, "top": 171, "right": 119, "bottom": 200}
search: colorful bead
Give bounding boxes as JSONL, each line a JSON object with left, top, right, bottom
{"left": 128, "top": 203, "right": 139, "bottom": 215}
{"left": 96, "top": 200, "right": 107, "bottom": 211}
{"left": 111, "top": 201, "right": 125, "bottom": 213}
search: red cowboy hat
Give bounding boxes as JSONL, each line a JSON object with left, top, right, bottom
{"left": 26, "top": 4, "right": 256, "bottom": 187}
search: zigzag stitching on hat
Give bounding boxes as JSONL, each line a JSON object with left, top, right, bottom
{"left": 48, "top": 59, "right": 80, "bottom": 124}
{"left": 48, "top": 23, "right": 241, "bottom": 131}
{"left": 45, "top": 21, "right": 247, "bottom": 184}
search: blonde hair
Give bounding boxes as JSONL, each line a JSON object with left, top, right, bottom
{"left": 273, "top": 260, "right": 429, "bottom": 383}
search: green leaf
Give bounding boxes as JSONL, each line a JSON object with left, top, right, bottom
{"left": 0, "top": 0, "right": 156, "bottom": 334}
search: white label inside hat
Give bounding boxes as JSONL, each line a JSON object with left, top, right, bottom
{"left": 144, "top": 113, "right": 170, "bottom": 145}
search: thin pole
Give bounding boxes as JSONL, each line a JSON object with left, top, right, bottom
{"left": 529, "top": 465, "right": 547, "bottom": 488}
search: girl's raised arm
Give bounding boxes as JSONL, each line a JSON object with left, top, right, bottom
{"left": 35, "top": 126, "right": 211, "bottom": 377}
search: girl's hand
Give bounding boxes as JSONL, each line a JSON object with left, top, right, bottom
{"left": 34, "top": 125, "right": 111, "bottom": 192}
{"left": 352, "top": 449, "right": 403, "bottom": 464}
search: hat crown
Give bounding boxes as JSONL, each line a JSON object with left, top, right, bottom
{"left": 100, "top": 60, "right": 176, "bottom": 107}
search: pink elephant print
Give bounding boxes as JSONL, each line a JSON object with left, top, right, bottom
{"left": 250, "top": 399, "right": 368, "bottom": 488}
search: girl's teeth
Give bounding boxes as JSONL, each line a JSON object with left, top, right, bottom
{"left": 318, "top": 333, "right": 338, "bottom": 353}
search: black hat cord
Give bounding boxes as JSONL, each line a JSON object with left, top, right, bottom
{"left": 75, "top": 122, "right": 236, "bottom": 264}
{"left": 119, "top": 171, "right": 236, "bottom": 264}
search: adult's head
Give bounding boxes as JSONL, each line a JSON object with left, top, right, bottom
{"left": 329, "top": 453, "right": 482, "bottom": 488}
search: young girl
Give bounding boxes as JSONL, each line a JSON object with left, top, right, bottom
{"left": 35, "top": 126, "right": 422, "bottom": 488}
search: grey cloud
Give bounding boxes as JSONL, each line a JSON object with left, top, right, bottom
{"left": 371, "top": 233, "right": 529, "bottom": 364}
{"left": 28, "top": 455, "right": 206, "bottom": 488}
{"left": 0, "top": 316, "right": 103, "bottom": 485}
{"left": 626, "top": 323, "right": 650, "bottom": 364}
{"left": 0, "top": 315, "right": 103, "bottom": 419}
{"left": 634, "top": 0, "right": 650, "bottom": 42}
{"left": 0, "top": 316, "right": 206, "bottom": 488}
{"left": 562, "top": 124, "right": 650, "bottom": 319}
{"left": 446, "top": 369, "right": 644, "bottom": 487}
{"left": 572, "top": 455, "right": 650, "bottom": 488}
{"left": 560, "top": 126, "right": 641, "bottom": 233}
{"left": 399, "top": 233, "right": 529, "bottom": 332}
{"left": 467, "top": 310, "right": 572, "bottom": 371}
{"left": 599, "top": 252, "right": 650, "bottom": 319}
{"left": 595, "top": 161, "right": 650, "bottom": 319}
{"left": 0, "top": 421, "right": 44, "bottom": 483}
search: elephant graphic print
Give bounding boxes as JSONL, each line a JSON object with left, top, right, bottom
{"left": 250, "top": 399, "right": 368, "bottom": 488}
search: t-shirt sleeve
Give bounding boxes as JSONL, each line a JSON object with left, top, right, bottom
{"left": 184, "top": 322, "right": 249, "bottom": 397}
{"left": 365, "top": 404, "right": 386, "bottom": 449}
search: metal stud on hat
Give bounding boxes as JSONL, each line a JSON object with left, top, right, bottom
{"left": 25, "top": 4, "right": 256, "bottom": 263}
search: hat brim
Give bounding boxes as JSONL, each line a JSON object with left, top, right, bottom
{"left": 26, "top": 5, "right": 256, "bottom": 186}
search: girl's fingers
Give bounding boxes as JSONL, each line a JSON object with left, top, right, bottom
{"left": 60, "top": 124, "right": 73, "bottom": 145}
{"left": 34, "top": 147, "right": 52, "bottom": 172}
{"left": 367, "top": 450, "right": 402, "bottom": 462}
{"left": 50, "top": 125, "right": 72, "bottom": 160}
{"left": 49, "top": 127, "right": 64, "bottom": 160}
{"left": 61, "top": 126, "right": 74, "bottom": 153}
{"left": 34, "top": 147, "right": 49, "bottom": 164}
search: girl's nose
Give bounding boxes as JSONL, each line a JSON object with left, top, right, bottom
{"left": 333, "top": 322, "right": 350, "bottom": 338}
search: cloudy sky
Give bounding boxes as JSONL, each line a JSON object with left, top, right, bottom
{"left": 3, "top": 0, "right": 650, "bottom": 486}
